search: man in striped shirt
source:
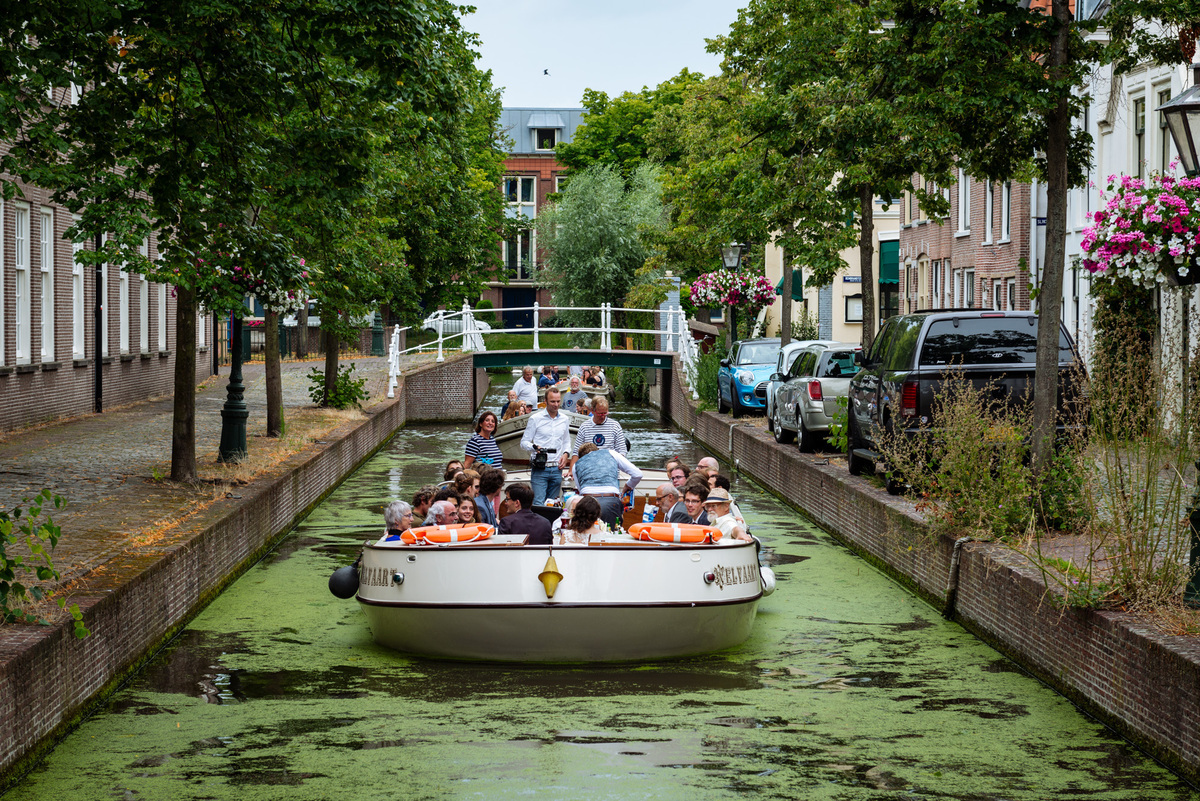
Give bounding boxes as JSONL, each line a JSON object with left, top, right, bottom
{"left": 571, "top": 397, "right": 626, "bottom": 462}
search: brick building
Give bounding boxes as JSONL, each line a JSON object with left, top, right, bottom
{"left": 0, "top": 86, "right": 213, "bottom": 433}
{"left": 481, "top": 107, "right": 584, "bottom": 328}
{"left": 898, "top": 174, "right": 1035, "bottom": 317}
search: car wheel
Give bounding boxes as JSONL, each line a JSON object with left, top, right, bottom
{"left": 773, "top": 406, "right": 795, "bottom": 444}
{"left": 885, "top": 471, "right": 906, "bottom": 496}
{"left": 766, "top": 403, "right": 775, "bottom": 432}
{"left": 717, "top": 380, "right": 729, "bottom": 414}
{"left": 846, "top": 414, "right": 871, "bottom": 477}
{"left": 731, "top": 390, "right": 744, "bottom": 418}
{"left": 797, "top": 413, "right": 816, "bottom": 453}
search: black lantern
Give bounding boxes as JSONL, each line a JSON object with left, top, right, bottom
{"left": 721, "top": 242, "right": 747, "bottom": 270}
{"left": 1160, "top": 64, "right": 1200, "bottom": 177}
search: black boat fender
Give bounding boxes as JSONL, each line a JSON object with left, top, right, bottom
{"left": 329, "top": 549, "right": 364, "bottom": 599}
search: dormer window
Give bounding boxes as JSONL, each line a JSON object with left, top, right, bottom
{"left": 535, "top": 128, "right": 558, "bottom": 151}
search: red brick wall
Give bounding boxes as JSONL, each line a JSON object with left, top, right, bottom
{"left": 656, "top": 357, "right": 1200, "bottom": 783}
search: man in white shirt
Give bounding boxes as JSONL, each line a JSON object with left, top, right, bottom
{"left": 512, "top": 365, "right": 538, "bottom": 409}
{"left": 520, "top": 388, "right": 572, "bottom": 505}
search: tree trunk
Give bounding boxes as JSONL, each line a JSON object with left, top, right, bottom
{"left": 780, "top": 247, "right": 792, "bottom": 348}
{"left": 170, "top": 286, "right": 197, "bottom": 482}
{"left": 323, "top": 325, "right": 339, "bottom": 407}
{"left": 1031, "top": 0, "right": 1072, "bottom": 475}
{"left": 296, "top": 304, "right": 308, "bottom": 359}
{"left": 859, "top": 183, "right": 877, "bottom": 353}
{"left": 265, "top": 310, "right": 283, "bottom": 436}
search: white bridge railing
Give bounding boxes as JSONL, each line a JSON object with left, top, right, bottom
{"left": 385, "top": 302, "right": 701, "bottom": 399}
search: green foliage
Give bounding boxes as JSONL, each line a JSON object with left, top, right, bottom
{"left": 1, "top": 490, "right": 89, "bottom": 638}
{"left": 694, "top": 338, "right": 726, "bottom": 410}
{"left": 535, "top": 163, "right": 666, "bottom": 338}
{"left": 307, "top": 363, "right": 369, "bottom": 409}
{"left": 474, "top": 300, "right": 497, "bottom": 325}
{"left": 792, "top": 309, "right": 820, "bottom": 342}
{"left": 610, "top": 366, "right": 649, "bottom": 405}
{"left": 828, "top": 396, "right": 850, "bottom": 453}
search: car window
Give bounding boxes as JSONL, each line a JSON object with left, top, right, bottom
{"left": 868, "top": 320, "right": 895, "bottom": 366}
{"left": 796, "top": 351, "right": 818, "bottom": 377}
{"left": 920, "top": 317, "right": 1074, "bottom": 366}
{"left": 883, "top": 315, "right": 925, "bottom": 371}
{"left": 787, "top": 351, "right": 805, "bottom": 378}
{"left": 820, "top": 351, "right": 861, "bottom": 378}
{"left": 737, "top": 342, "right": 780, "bottom": 365}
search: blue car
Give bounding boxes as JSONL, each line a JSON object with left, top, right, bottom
{"left": 718, "top": 338, "right": 781, "bottom": 417}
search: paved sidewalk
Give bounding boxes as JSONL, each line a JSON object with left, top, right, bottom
{"left": 0, "top": 354, "right": 426, "bottom": 594}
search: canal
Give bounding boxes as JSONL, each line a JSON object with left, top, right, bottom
{"left": 7, "top": 387, "right": 1198, "bottom": 799}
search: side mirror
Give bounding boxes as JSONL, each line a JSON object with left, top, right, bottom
{"left": 854, "top": 350, "right": 867, "bottom": 367}
{"left": 769, "top": 372, "right": 786, "bottom": 382}
{"left": 719, "top": 358, "right": 731, "bottom": 368}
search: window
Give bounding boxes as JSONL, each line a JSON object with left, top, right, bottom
{"left": 72, "top": 221, "right": 84, "bottom": 358}
{"left": 1160, "top": 89, "right": 1173, "bottom": 173}
{"left": 40, "top": 208, "right": 54, "bottom": 360}
{"left": 964, "top": 268, "right": 975, "bottom": 308}
{"left": 158, "top": 283, "right": 167, "bottom": 351}
{"left": 983, "top": 182, "right": 994, "bottom": 244}
{"left": 931, "top": 260, "right": 941, "bottom": 309}
{"left": 710, "top": 305, "right": 724, "bottom": 323}
{"left": 119, "top": 263, "right": 129, "bottom": 354}
{"left": 14, "top": 203, "right": 31, "bottom": 364}
{"left": 534, "top": 129, "right": 558, "bottom": 151}
{"left": 957, "top": 170, "right": 971, "bottom": 233}
{"left": 953, "top": 268, "right": 962, "bottom": 307}
{"left": 943, "top": 259, "right": 953, "bottom": 308}
{"left": 845, "top": 293, "right": 863, "bottom": 323}
{"left": 503, "top": 175, "right": 536, "bottom": 280}
{"left": 993, "top": 279, "right": 1002, "bottom": 310}
{"left": 1134, "top": 97, "right": 1146, "bottom": 179}
{"left": 504, "top": 230, "right": 534, "bottom": 281}
{"left": 902, "top": 190, "right": 911, "bottom": 225}
{"left": 1007, "top": 278, "right": 1016, "bottom": 311}
{"left": 1000, "top": 183, "right": 1011, "bottom": 242}
{"left": 139, "top": 240, "right": 149, "bottom": 353}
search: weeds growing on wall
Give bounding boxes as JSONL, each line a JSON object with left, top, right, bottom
{"left": 1, "top": 490, "right": 89, "bottom": 637}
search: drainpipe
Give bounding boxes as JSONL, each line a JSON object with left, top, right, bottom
{"left": 943, "top": 536, "right": 973, "bottom": 619}
{"left": 94, "top": 233, "right": 103, "bottom": 413}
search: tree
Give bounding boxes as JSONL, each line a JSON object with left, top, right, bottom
{"left": 1, "top": 0, "right": 473, "bottom": 474}
{"left": 534, "top": 163, "right": 666, "bottom": 341}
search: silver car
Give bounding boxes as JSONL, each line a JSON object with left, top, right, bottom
{"left": 760, "top": 339, "right": 835, "bottom": 434}
{"left": 771, "top": 342, "right": 862, "bottom": 451}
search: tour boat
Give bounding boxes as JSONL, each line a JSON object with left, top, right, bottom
{"left": 335, "top": 522, "right": 774, "bottom": 663}
{"left": 537, "top": 378, "right": 614, "bottom": 403}
{"left": 493, "top": 409, "right": 588, "bottom": 463}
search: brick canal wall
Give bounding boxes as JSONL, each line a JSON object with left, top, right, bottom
{"left": 0, "top": 354, "right": 478, "bottom": 788}
{"left": 653, "top": 357, "right": 1200, "bottom": 784}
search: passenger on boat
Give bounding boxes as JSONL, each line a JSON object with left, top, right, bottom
{"left": 591, "top": 366, "right": 606, "bottom": 385}
{"left": 559, "top": 495, "right": 603, "bottom": 545}
{"left": 445, "top": 460, "right": 463, "bottom": 478}
{"left": 513, "top": 366, "right": 539, "bottom": 409}
{"left": 502, "top": 402, "right": 523, "bottom": 421}
{"left": 411, "top": 486, "right": 435, "bottom": 521}
{"left": 552, "top": 494, "right": 580, "bottom": 537}
{"left": 570, "top": 442, "right": 642, "bottom": 528}
{"left": 561, "top": 375, "right": 589, "bottom": 412}
{"left": 464, "top": 411, "right": 503, "bottom": 469}
{"left": 682, "top": 483, "right": 711, "bottom": 525}
{"left": 500, "top": 389, "right": 518, "bottom": 418}
{"left": 704, "top": 488, "right": 751, "bottom": 541}
{"left": 582, "top": 368, "right": 600, "bottom": 387}
{"left": 433, "top": 487, "right": 461, "bottom": 505}
{"left": 457, "top": 497, "right": 478, "bottom": 524}
{"left": 520, "top": 388, "right": 572, "bottom": 506}
{"left": 572, "top": 397, "right": 627, "bottom": 455}
{"left": 654, "top": 484, "right": 681, "bottom": 524}
{"left": 498, "top": 482, "right": 553, "bottom": 545}
{"left": 697, "top": 456, "right": 720, "bottom": 474}
{"left": 454, "top": 469, "right": 480, "bottom": 499}
{"left": 423, "top": 499, "right": 458, "bottom": 527}
{"left": 668, "top": 464, "right": 691, "bottom": 488}
{"left": 712, "top": 474, "right": 748, "bottom": 531}
{"left": 537, "top": 366, "right": 556, "bottom": 388}
{"left": 475, "top": 467, "right": 505, "bottom": 527}
{"left": 383, "top": 501, "right": 414, "bottom": 540}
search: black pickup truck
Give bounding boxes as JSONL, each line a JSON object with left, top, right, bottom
{"left": 846, "top": 309, "right": 1083, "bottom": 492}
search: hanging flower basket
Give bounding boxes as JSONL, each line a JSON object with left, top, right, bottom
{"left": 1081, "top": 172, "right": 1200, "bottom": 288}
{"left": 690, "top": 269, "right": 777, "bottom": 314}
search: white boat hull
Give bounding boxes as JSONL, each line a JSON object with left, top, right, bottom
{"left": 356, "top": 539, "right": 764, "bottom": 662}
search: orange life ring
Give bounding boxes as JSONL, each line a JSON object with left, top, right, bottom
{"left": 401, "top": 523, "right": 495, "bottom": 544}
{"left": 627, "top": 522, "right": 722, "bottom": 544}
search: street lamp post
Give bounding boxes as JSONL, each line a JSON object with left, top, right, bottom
{"left": 721, "top": 242, "right": 746, "bottom": 341}
{"left": 1159, "top": 63, "right": 1200, "bottom": 604}
{"left": 218, "top": 311, "right": 248, "bottom": 463}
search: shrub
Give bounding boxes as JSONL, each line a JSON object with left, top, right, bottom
{"left": 307, "top": 363, "right": 369, "bottom": 409}
{"left": 694, "top": 336, "right": 725, "bottom": 410}
{"left": 473, "top": 299, "right": 496, "bottom": 325}
{"left": 1, "top": 489, "right": 88, "bottom": 637}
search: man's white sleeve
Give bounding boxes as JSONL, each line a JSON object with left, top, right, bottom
{"left": 613, "top": 452, "right": 642, "bottom": 490}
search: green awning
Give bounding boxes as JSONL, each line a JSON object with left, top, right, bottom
{"left": 775, "top": 269, "right": 804, "bottom": 301}
{"left": 879, "top": 240, "right": 899, "bottom": 285}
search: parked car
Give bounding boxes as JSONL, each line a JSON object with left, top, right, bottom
{"left": 846, "top": 309, "right": 1083, "bottom": 494}
{"left": 423, "top": 311, "right": 493, "bottom": 336}
{"left": 760, "top": 339, "right": 836, "bottom": 434}
{"left": 718, "top": 338, "right": 781, "bottom": 417}
{"left": 771, "top": 342, "right": 862, "bottom": 451}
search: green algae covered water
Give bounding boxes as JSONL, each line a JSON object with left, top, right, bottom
{"left": 7, "top": 392, "right": 1199, "bottom": 800}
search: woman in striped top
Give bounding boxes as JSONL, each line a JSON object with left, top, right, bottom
{"left": 464, "top": 411, "right": 503, "bottom": 469}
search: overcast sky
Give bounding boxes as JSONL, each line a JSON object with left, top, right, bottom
{"left": 462, "top": 1, "right": 745, "bottom": 108}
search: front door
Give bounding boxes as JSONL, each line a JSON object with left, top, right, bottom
{"left": 502, "top": 288, "right": 536, "bottom": 329}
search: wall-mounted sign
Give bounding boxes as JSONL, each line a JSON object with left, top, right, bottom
{"left": 843, "top": 276, "right": 862, "bottom": 283}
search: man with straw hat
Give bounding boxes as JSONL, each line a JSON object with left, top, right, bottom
{"left": 703, "top": 488, "right": 751, "bottom": 542}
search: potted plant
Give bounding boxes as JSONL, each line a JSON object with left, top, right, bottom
{"left": 1081, "top": 172, "right": 1200, "bottom": 287}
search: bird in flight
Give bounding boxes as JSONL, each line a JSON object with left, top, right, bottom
{"left": 543, "top": 69, "right": 550, "bottom": 76}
